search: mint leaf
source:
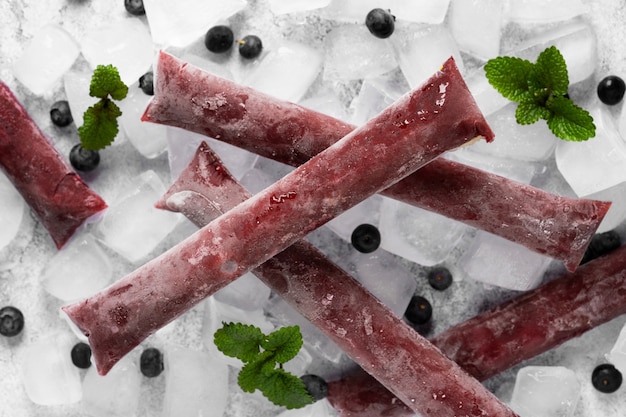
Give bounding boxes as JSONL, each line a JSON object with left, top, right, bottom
{"left": 261, "top": 326, "right": 303, "bottom": 364}
{"left": 238, "top": 351, "right": 276, "bottom": 393}
{"left": 515, "top": 100, "right": 551, "bottom": 125}
{"left": 214, "top": 322, "right": 264, "bottom": 362}
{"left": 484, "top": 56, "right": 534, "bottom": 102}
{"left": 89, "top": 64, "right": 129, "bottom": 100}
{"left": 78, "top": 99, "right": 121, "bottom": 150}
{"left": 546, "top": 95, "right": 596, "bottom": 141}
{"left": 531, "top": 46, "right": 569, "bottom": 96}
{"left": 257, "top": 368, "right": 314, "bottom": 409}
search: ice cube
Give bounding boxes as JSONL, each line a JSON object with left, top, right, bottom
{"left": 243, "top": 40, "right": 323, "bottom": 103}
{"left": 12, "top": 24, "right": 80, "bottom": 96}
{"left": 323, "top": 24, "right": 397, "bottom": 81}
{"left": 509, "top": 366, "right": 581, "bottom": 417}
{"left": 20, "top": 333, "right": 82, "bottom": 405}
{"left": 459, "top": 231, "right": 553, "bottom": 291}
{"left": 214, "top": 271, "right": 272, "bottom": 311}
{"left": 268, "top": 0, "right": 332, "bottom": 15}
{"left": 81, "top": 355, "right": 141, "bottom": 417}
{"left": 322, "top": 0, "right": 450, "bottom": 24}
{"left": 350, "top": 71, "right": 409, "bottom": 125}
{"left": 556, "top": 105, "right": 626, "bottom": 197}
{"left": 378, "top": 197, "right": 469, "bottom": 267}
{"left": 391, "top": 23, "right": 464, "bottom": 89}
{"left": 0, "top": 170, "right": 25, "bottom": 252}
{"left": 321, "top": 0, "right": 391, "bottom": 23}
{"left": 40, "top": 233, "right": 112, "bottom": 302}
{"left": 326, "top": 196, "right": 382, "bottom": 243}
{"left": 119, "top": 81, "right": 168, "bottom": 159}
{"left": 468, "top": 103, "right": 558, "bottom": 162}
{"left": 299, "top": 92, "right": 350, "bottom": 122}
{"left": 607, "top": 322, "right": 626, "bottom": 374}
{"left": 582, "top": 182, "right": 626, "bottom": 233}
{"left": 448, "top": 0, "right": 504, "bottom": 60}
{"left": 506, "top": 0, "right": 588, "bottom": 23}
{"left": 162, "top": 345, "right": 229, "bottom": 417}
{"left": 349, "top": 249, "right": 418, "bottom": 317}
{"left": 465, "top": 67, "right": 510, "bottom": 117}
{"left": 448, "top": 149, "right": 537, "bottom": 184}
{"left": 80, "top": 18, "right": 155, "bottom": 86}
{"left": 63, "top": 66, "right": 97, "bottom": 128}
{"left": 275, "top": 398, "right": 336, "bottom": 417}
{"left": 143, "top": 0, "right": 246, "bottom": 47}
{"left": 96, "top": 170, "right": 181, "bottom": 263}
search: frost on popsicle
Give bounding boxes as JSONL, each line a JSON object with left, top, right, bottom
{"left": 0, "top": 81, "right": 107, "bottom": 249}
{"left": 142, "top": 51, "right": 610, "bottom": 271}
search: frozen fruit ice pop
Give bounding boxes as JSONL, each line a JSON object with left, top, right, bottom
{"left": 327, "top": 243, "right": 626, "bottom": 416}
{"left": 62, "top": 55, "right": 492, "bottom": 381}
{"left": 0, "top": 81, "right": 107, "bottom": 249}
{"left": 142, "top": 51, "right": 609, "bottom": 271}
{"left": 157, "top": 141, "right": 517, "bottom": 417}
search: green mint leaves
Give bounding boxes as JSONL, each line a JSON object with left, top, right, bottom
{"left": 214, "top": 322, "right": 313, "bottom": 409}
{"left": 484, "top": 46, "right": 595, "bottom": 142}
{"left": 78, "top": 64, "right": 128, "bottom": 150}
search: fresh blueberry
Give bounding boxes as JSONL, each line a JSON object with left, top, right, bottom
{"left": 138, "top": 71, "right": 154, "bottom": 95}
{"left": 351, "top": 224, "right": 381, "bottom": 253}
{"left": 124, "top": 0, "right": 145, "bottom": 16}
{"left": 0, "top": 306, "right": 24, "bottom": 337}
{"left": 592, "top": 364, "right": 622, "bottom": 393}
{"left": 300, "top": 374, "right": 328, "bottom": 401}
{"left": 238, "top": 35, "right": 263, "bottom": 59}
{"left": 140, "top": 347, "right": 164, "bottom": 377}
{"left": 205, "top": 25, "right": 235, "bottom": 53}
{"left": 404, "top": 295, "right": 432, "bottom": 325}
{"left": 71, "top": 342, "right": 92, "bottom": 369}
{"left": 597, "top": 75, "right": 626, "bottom": 105}
{"left": 580, "top": 230, "right": 621, "bottom": 265}
{"left": 365, "top": 8, "right": 396, "bottom": 39}
{"left": 427, "top": 267, "right": 453, "bottom": 291}
{"left": 69, "top": 143, "right": 100, "bottom": 172}
{"left": 50, "top": 100, "right": 73, "bottom": 127}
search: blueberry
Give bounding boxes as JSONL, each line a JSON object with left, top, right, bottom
{"left": 597, "top": 75, "right": 626, "bottom": 105}
{"left": 592, "top": 364, "right": 622, "bottom": 393}
{"left": 0, "top": 306, "right": 24, "bottom": 337}
{"left": 205, "top": 25, "right": 234, "bottom": 54}
{"left": 351, "top": 224, "right": 381, "bottom": 253}
{"left": 69, "top": 144, "right": 100, "bottom": 172}
{"left": 238, "top": 35, "right": 263, "bottom": 59}
{"left": 580, "top": 230, "right": 621, "bottom": 265}
{"left": 138, "top": 71, "right": 154, "bottom": 95}
{"left": 71, "top": 342, "right": 92, "bottom": 369}
{"left": 300, "top": 374, "right": 328, "bottom": 401}
{"left": 404, "top": 295, "right": 432, "bottom": 325}
{"left": 140, "top": 347, "right": 164, "bottom": 377}
{"left": 365, "top": 8, "right": 396, "bottom": 39}
{"left": 427, "top": 267, "right": 453, "bottom": 291}
{"left": 50, "top": 100, "right": 73, "bottom": 127}
{"left": 124, "top": 0, "right": 145, "bottom": 16}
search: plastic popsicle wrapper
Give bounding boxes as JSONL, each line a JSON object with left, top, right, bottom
{"left": 142, "top": 51, "right": 610, "bottom": 271}
{"left": 327, "top": 244, "right": 626, "bottom": 416}
{"left": 0, "top": 81, "right": 107, "bottom": 249}
{"left": 157, "top": 142, "right": 517, "bottom": 417}
{"left": 62, "top": 55, "right": 497, "bottom": 406}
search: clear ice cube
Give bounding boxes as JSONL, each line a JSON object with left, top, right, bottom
{"left": 12, "top": 24, "right": 80, "bottom": 96}
{"left": 323, "top": 24, "right": 397, "bottom": 81}
{"left": 465, "top": 67, "right": 510, "bottom": 117}
{"left": 509, "top": 366, "right": 581, "bottom": 417}
{"left": 378, "top": 196, "right": 469, "bottom": 267}
{"left": 448, "top": 0, "right": 504, "bottom": 60}
{"left": 459, "top": 231, "right": 553, "bottom": 291}
{"left": 40, "top": 233, "right": 112, "bottom": 302}
{"left": 556, "top": 105, "right": 626, "bottom": 197}
{"left": 81, "top": 355, "right": 141, "bottom": 417}
{"left": 350, "top": 71, "right": 409, "bottom": 125}
{"left": 96, "top": 170, "right": 181, "bottom": 263}
{"left": 268, "top": 0, "right": 332, "bottom": 15}
{"left": 143, "top": 0, "right": 246, "bottom": 47}
{"left": 63, "top": 66, "right": 98, "bottom": 128}
{"left": 326, "top": 195, "right": 382, "bottom": 243}
{"left": 448, "top": 149, "right": 537, "bottom": 184}
{"left": 214, "top": 271, "right": 272, "bottom": 311}
{"left": 322, "top": 0, "right": 450, "bottom": 24}
{"left": 162, "top": 345, "right": 229, "bottom": 417}
{"left": 20, "top": 333, "right": 82, "bottom": 405}
{"left": 0, "top": 171, "right": 25, "bottom": 252}
{"left": 506, "top": 0, "right": 588, "bottom": 23}
{"left": 607, "top": 322, "right": 626, "bottom": 374}
{"left": 80, "top": 18, "right": 155, "bottom": 86}
{"left": 275, "top": 399, "right": 336, "bottom": 417}
{"left": 391, "top": 23, "right": 464, "bottom": 89}
{"left": 243, "top": 40, "right": 323, "bottom": 103}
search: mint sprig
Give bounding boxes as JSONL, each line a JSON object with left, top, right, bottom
{"left": 214, "top": 322, "right": 313, "bottom": 409}
{"left": 484, "top": 46, "right": 595, "bottom": 141}
{"left": 78, "top": 64, "right": 128, "bottom": 150}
